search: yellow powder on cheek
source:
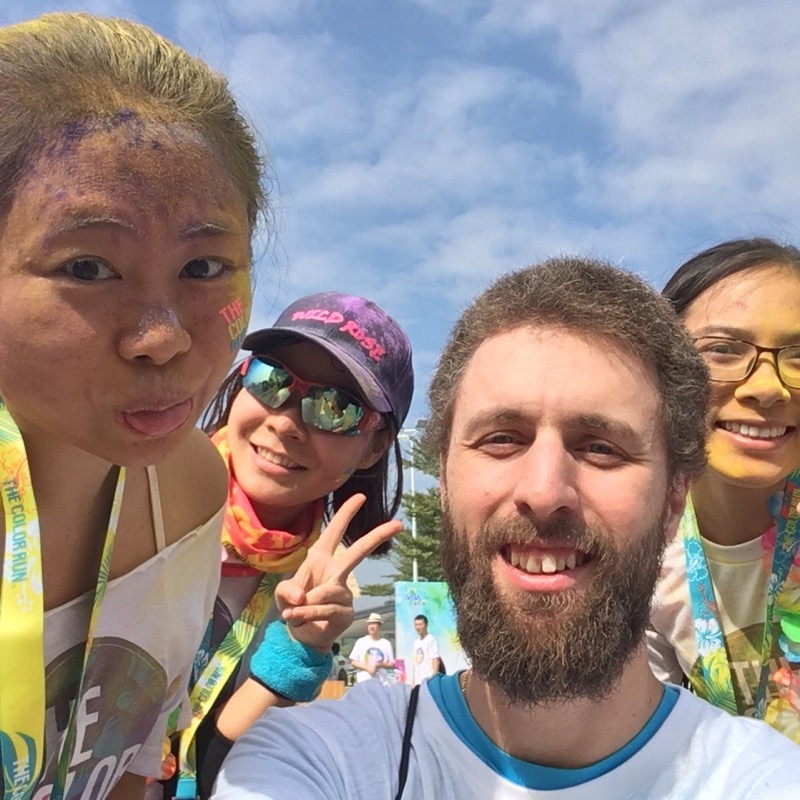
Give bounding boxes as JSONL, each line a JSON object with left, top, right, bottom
{"left": 706, "top": 432, "right": 756, "bottom": 481}
{"left": 218, "top": 271, "right": 252, "bottom": 352}
{"left": 231, "top": 270, "right": 252, "bottom": 321}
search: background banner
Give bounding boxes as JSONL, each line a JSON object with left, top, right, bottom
{"left": 394, "top": 581, "right": 469, "bottom": 684}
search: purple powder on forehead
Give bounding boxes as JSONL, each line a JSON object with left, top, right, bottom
{"left": 63, "top": 119, "right": 91, "bottom": 142}
{"left": 39, "top": 119, "right": 96, "bottom": 163}
{"left": 50, "top": 111, "right": 144, "bottom": 154}
{"left": 113, "top": 109, "right": 138, "bottom": 124}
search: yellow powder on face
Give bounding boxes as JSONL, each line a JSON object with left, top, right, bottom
{"left": 222, "top": 271, "right": 252, "bottom": 351}
{"left": 685, "top": 264, "right": 800, "bottom": 490}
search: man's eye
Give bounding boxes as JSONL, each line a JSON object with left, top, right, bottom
{"left": 580, "top": 441, "right": 627, "bottom": 466}
{"left": 181, "top": 257, "right": 227, "bottom": 279}
{"left": 586, "top": 442, "right": 617, "bottom": 455}
{"left": 61, "top": 257, "right": 115, "bottom": 281}
{"left": 475, "top": 433, "right": 524, "bottom": 454}
{"left": 482, "top": 433, "right": 517, "bottom": 445}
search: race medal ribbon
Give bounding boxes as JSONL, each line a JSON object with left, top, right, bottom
{"left": 682, "top": 472, "right": 800, "bottom": 717}
{"left": 0, "top": 399, "right": 45, "bottom": 800}
{"left": 754, "top": 474, "right": 800, "bottom": 717}
{"left": 175, "top": 572, "right": 280, "bottom": 800}
{"left": 0, "top": 396, "right": 125, "bottom": 800}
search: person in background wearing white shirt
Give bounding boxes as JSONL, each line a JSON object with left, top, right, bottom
{"left": 349, "top": 612, "right": 395, "bottom": 684}
{"left": 412, "top": 615, "right": 440, "bottom": 685}
{"left": 329, "top": 643, "right": 348, "bottom": 681}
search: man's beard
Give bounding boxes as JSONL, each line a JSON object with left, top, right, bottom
{"left": 441, "top": 503, "right": 669, "bottom": 706}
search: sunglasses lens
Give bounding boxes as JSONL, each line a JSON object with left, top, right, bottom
{"left": 243, "top": 358, "right": 293, "bottom": 408}
{"left": 301, "top": 389, "right": 365, "bottom": 435}
{"left": 244, "top": 357, "right": 369, "bottom": 434}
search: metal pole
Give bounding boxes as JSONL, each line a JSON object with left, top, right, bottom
{"left": 399, "top": 422, "right": 426, "bottom": 583}
{"left": 410, "top": 458, "right": 418, "bottom": 583}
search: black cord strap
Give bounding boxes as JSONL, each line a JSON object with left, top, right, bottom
{"left": 394, "top": 684, "right": 421, "bottom": 800}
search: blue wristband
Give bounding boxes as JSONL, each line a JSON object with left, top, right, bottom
{"left": 249, "top": 620, "right": 333, "bottom": 703}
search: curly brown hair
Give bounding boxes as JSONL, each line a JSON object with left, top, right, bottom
{"left": 426, "top": 255, "right": 709, "bottom": 482}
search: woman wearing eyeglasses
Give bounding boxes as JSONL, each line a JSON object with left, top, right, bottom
{"left": 648, "top": 238, "right": 800, "bottom": 742}
{"left": 163, "top": 292, "right": 414, "bottom": 800}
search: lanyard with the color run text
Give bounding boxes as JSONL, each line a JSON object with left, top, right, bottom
{"left": 175, "top": 573, "right": 280, "bottom": 800}
{"left": 682, "top": 473, "right": 800, "bottom": 717}
{"left": 0, "top": 397, "right": 125, "bottom": 800}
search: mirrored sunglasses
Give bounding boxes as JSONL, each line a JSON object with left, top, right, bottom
{"left": 241, "top": 356, "right": 382, "bottom": 436}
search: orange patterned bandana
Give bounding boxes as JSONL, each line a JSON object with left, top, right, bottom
{"left": 212, "top": 427, "right": 323, "bottom": 575}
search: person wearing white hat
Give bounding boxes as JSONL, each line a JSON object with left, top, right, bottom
{"left": 349, "top": 612, "right": 395, "bottom": 684}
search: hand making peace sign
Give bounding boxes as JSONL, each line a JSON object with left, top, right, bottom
{"left": 274, "top": 493, "right": 402, "bottom": 653}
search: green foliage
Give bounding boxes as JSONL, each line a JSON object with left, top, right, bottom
{"left": 408, "top": 435, "right": 440, "bottom": 479}
{"left": 360, "top": 434, "right": 445, "bottom": 596}
{"left": 360, "top": 582, "right": 395, "bottom": 597}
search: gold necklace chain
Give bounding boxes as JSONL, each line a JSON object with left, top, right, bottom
{"left": 459, "top": 669, "right": 470, "bottom": 698}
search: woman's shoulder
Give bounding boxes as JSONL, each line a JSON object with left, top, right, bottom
{"left": 155, "top": 427, "right": 228, "bottom": 547}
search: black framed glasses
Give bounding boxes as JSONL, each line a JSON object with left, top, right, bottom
{"left": 241, "top": 356, "right": 383, "bottom": 435}
{"left": 693, "top": 337, "right": 800, "bottom": 389}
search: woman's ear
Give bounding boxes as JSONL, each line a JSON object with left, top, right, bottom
{"left": 359, "top": 428, "right": 392, "bottom": 469}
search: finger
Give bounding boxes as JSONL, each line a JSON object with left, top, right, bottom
{"left": 279, "top": 498, "right": 359, "bottom": 592}
{"left": 311, "top": 494, "right": 368, "bottom": 555}
{"left": 328, "top": 519, "right": 403, "bottom": 583}
{"left": 299, "top": 582, "right": 353, "bottom": 608}
{"left": 274, "top": 579, "right": 307, "bottom": 612}
{"left": 282, "top": 602, "right": 355, "bottom": 626}
{"left": 279, "top": 579, "right": 351, "bottom": 617}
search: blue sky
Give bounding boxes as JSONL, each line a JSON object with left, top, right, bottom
{"left": 7, "top": 0, "right": 800, "bottom": 592}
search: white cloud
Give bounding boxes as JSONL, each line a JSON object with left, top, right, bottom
{"left": 472, "top": 0, "right": 800, "bottom": 234}
{"left": 7, "top": 0, "right": 800, "bottom": 399}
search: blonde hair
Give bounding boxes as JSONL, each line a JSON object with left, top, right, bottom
{"left": 0, "top": 12, "right": 266, "bottom": 231}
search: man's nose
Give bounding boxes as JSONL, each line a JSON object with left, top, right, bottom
{"left": 511, "top": 435, "right": 579, "bottom": 519}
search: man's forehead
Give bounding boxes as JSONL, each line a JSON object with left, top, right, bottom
{"left": 449, "top": 326, "right": 661, "bottom": 440}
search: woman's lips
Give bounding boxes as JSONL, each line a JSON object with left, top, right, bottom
{"left": 718, "top": 421, "right": 790, "bottom": 439}
{"left": 251, "top": 444, "right": 305, "bottom": 472}
{"left": 715, "top": 420, "right": 794, "bottom": 449}
{"left": 121, "top": 399, "right": 193, "bottom": 437}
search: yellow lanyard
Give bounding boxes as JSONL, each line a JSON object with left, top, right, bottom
{"left": 175, "top": 573, "right": 279, "bottom": 800}
{"left": 0, "top": 398, "right": 125, "bottom": 800}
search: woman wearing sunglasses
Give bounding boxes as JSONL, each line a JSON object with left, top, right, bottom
{"left": 648, "top": 238, "right": 800, "bottom": 742}
{"left": 165, "top": 291, "right": 414, "bottom": 800}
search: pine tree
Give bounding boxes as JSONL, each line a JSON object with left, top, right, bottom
{"left": 360, "top": 435, "right": 444, "bottom": 595}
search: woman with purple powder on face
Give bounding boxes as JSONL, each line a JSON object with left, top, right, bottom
{"left": 0, "top": 11, "right": 270, "bottom": 800}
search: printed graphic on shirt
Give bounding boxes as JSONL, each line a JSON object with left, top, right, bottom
{"left": 35, "top": 637, "right": 175, "bottom": 800}
{"left": 364, "top": 647, "right": 387, "bottom": 666}
{"left": 688, "top": 622, "right": 800, "bottom": 717}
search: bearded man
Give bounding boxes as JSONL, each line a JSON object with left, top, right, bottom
{"left": 212, "top": 257, "right": 798, "bottom": 800}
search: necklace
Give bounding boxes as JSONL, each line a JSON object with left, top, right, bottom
{"left": 460, "top": 669, "right": 470, "bottom": 698}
